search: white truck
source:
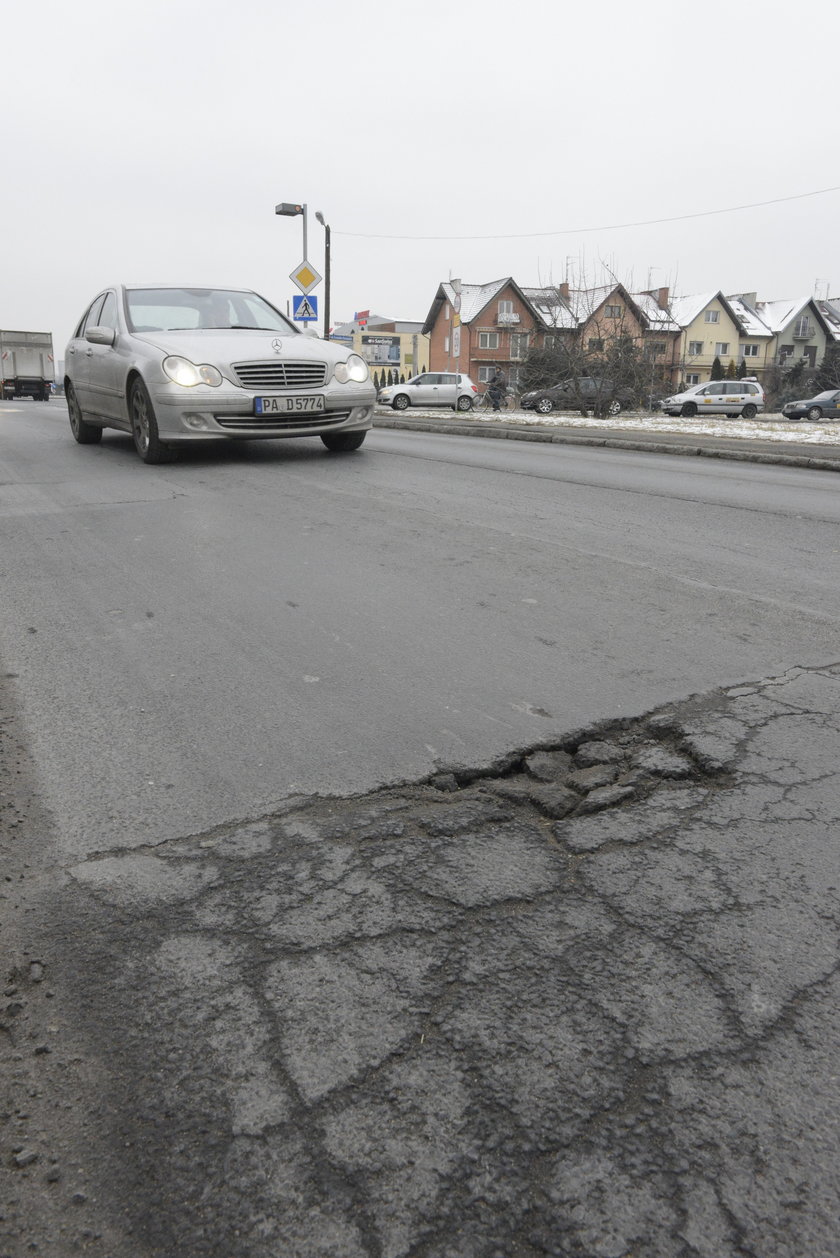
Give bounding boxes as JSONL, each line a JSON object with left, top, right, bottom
{"left": 1, "top": 330, "right": 55, "bottom": 400}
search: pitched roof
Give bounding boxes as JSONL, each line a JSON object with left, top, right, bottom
{"left": 629, "top": 292, "right": 681, "bottom": 333}
{"left": 440, "top": 278, "right": 511, "bottom": 323}
{"left": 817, "top": 299, "right": 840, "bottom": 342}
{"left": 725, "top": 295, "right": 772, "bottom": 338}
{"left": 520, "top": 286, "right": 577, "bottom": 329}
{"left": 666, "top": 292, "right": 720, "bottom": 328}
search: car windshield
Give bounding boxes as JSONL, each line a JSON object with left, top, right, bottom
{"left": 125, "top": 287, "right": 295, "bottom": 334}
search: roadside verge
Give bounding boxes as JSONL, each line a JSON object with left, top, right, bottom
{"left": 373, "top": 412, "right": 840, "bottom": 473}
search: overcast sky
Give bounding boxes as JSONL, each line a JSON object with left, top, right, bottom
{"left": 3, "top": 0, "right": 839, "bottom": 354}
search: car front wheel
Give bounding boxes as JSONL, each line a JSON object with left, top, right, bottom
{"left": 66, "top": 383, "right": 103, "bottom": 445}
{"left": 536, "top": 398, "right": 554, "bottom": 414}
{"left": 742, "top": 403, "right": 757, "bottom": 419}
{"left": 321, "top": 431, "right": 366, "bottom": 452}
{"left": 808, "top": 406, "right": 823, "bottom": 421}
{"left": 681, "top": 402, "right": 698, "bottom": 417}
{"left": 392, "top": 394, "right": 410, "bottom": 411}
{"left": 130, "top": 379, "right": 172, "bottom": 464}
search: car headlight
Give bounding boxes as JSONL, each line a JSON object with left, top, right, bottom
{"left": 333, "top": 354, "right": 369, "bottom": 384}
{"left": 163, "top": 355, "right": 223, "bottom": 387}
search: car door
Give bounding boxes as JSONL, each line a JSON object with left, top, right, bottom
{"left": 410, "top": 373, "right": 437, "bottom": 405}
{"left": 698, "top": 382, "right": 726, "bottom": 411}
{"left": 828, "top": 390, "right": 840, "bottom": 419}
{"left": 436, "top": 373, "right": 458, "bottom": 406}
{"left": 66, "top": 294, "right": 106, "bottom": 410}
{"left": 84, "top": 290, "right": 123, "bottom": 421}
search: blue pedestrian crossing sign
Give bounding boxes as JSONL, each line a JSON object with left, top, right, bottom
{"left": 292, "top": 294, "right": 318, "bottom": 322}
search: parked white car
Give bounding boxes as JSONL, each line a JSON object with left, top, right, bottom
{"left": 378, "top": 372, "right": 478, "bottom": 411}
{"left": 660, "top": 379, "right": 764, "bottom": 419}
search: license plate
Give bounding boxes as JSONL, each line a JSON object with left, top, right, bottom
{"left": 255, "top": 395, "right": 325, "bottom": 415}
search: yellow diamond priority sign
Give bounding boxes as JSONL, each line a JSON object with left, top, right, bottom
{"left": 290, "top": 259, "right": 322, "bottom": 295}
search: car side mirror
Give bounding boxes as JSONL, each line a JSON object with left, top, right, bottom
{"left": 85, "top": 326, "right": 116, "bottom": 346}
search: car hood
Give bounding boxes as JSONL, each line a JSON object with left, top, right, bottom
{"left": 131, "top": 329, "right": 348, "bottom": 368}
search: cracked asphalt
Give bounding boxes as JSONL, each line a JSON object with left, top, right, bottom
{"left": 4, "top": 663, "right": 840, "bottom": 1257}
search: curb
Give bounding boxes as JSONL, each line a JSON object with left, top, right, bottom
{"left": 373, "top": 415, "right": 840, "bottom": 474}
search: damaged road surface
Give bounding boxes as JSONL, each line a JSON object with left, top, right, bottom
{"left": 4, "top": 664, "right": 840, "bottom": 1257}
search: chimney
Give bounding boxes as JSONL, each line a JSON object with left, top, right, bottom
{"left": 657, "top": 286, "right": 669, "bottom": 309}
{"left": 738, "top": 292, "right": 757, "bottom": 307}
{"left": 558, "top": 282, "right": 570, "bottom": 301}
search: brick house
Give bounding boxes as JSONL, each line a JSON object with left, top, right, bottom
{"left": 424, "top": 278, "right": 681, "bottom": 392}
{"left": 422, "top": 278, "right": 544, "bottom": 391}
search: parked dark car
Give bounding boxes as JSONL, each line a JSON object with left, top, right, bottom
{"left": 520, "top": 376, "right": 634, "bottom": 417}
{"left": 782, "top": 388, "right": 840, "bottom": 422}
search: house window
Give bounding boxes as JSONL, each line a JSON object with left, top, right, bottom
{"left": 688, "top": 340, "right": 703, "bottom": 356}
{"left": 478, "top": 331, "right": 500, "bottom": 349}
{"left": 704, "top": 310, "right": 720, "bottom": 323}
{"left": 443, "top": 336, "right": 449, "bottom": 353}
{"left": 646, "top": 342, "right": 666, "bottom": 357}
{"left": 740, "top": 343, "right": 760, "bottom": 357}
{"left": 686, "top": 373, "right": 700, "bottom": 385}
{"left": 714, "top": 343, "right": 730, "bottom": 357}
{"left": 794, "top": 316, "right": 812, "bottom": 337}
{"left": 478, "top": 365, "right": 496, "bottom": 383}
{"left": 544, "top": 335, "right": 555, "bottom": 349}
{"left": 498, "top": 300, "right": 513, "bottom": 316}
{"left": 605, "top": 304, "right": 623, "bottom": 319}
{"left": 510, "top": 332, "right": 529, "bottom": 359}
{"left": 588, "top": 338, "right": 604, "bottom": 352}
{"left": 445, "top": 305, "right": 450, "bottom": 321}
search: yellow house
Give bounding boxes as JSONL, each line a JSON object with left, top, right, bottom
{"left": 330, "top": 317, "right": 430, "bottom": 383}
{"left": 669, "top": 292, "right": 746, "bottom": 384}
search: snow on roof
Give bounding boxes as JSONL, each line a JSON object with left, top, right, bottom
{"left": 725, "top": 296, "right": 772, "bottom": 338}
{"left": 629, "top": 292, "right": 681, "bottom": 333}
{"left": 441, "top": 278, "right": 510, "bottom": 324}
{"left": 520, "top": 286, "right": 577, "bottom": 329}
{"left": 666, "top": 292, "right": 720, "bottom": 328}
{"left": 817, "top": 300, "right": 840, "bottom": 342}
{"left": 751, "top": 298, "right": 809, "bottom": 333}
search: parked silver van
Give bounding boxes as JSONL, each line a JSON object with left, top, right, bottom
{"left": 661, "top": 379, "right": 765, "bottom": 418}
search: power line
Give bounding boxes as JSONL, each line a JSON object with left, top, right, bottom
{"left": 335, "top": 184, "right": 840, "bottom": 242}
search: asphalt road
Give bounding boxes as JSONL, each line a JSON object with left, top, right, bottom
{"left": 1, "top": 400, "right": 839, "bottom": 858}
{"left": 3, "top": 400, "right": 840, "bottom": 1256}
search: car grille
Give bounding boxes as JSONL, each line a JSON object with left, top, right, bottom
{"left": 215, "top": 411, "right": 350, "bottom": 430}
{"left": 232, "top": 361, "right": 328, "bottom": 390}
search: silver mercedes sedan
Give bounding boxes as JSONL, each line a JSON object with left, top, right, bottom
{"left": 64, "top": 284, "right": 375, "bottom": 463}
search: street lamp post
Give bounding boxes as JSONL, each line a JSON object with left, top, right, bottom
{"left": 275, "top": 200, "right": 307, "bottom": 253}
{"left": 315, "top": 211, "right": 331, "bottom": 341}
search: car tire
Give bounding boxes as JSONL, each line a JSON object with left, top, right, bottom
{"left": 129, "top": 379, "right": 172, "bottom": 464}
{"left": 807, "top": 406, "right": 823, "bottom": 421}
{"left": 321, "top": 431, "right": 367, "bottom": 452}
{"left": 607, "top": 400, "right": 622, "bottom": 416}
{"left": 456, "top": 395, "right": 472, "bottom": 411}
{"left": 535, "top": 398, "right": 554, "bottom": 414}
{"left": 681, "top": 402, "right": 698, "bottom": 417}
{"left": 742, "top": 403, "right": 757, "bottom": 419}
{"left": 66, "top": 383, "right": 102, "bottom": 445}
{"left": 392, "top": 394, "right": 410, "bottom": 411}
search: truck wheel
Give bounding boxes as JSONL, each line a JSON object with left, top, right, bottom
{"left": 66, "top": 384, "right": 102, "bottom": 445}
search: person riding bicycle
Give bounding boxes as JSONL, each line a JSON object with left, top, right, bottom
{"left": 488, "top": 367, "right": 507, "bottom": 412}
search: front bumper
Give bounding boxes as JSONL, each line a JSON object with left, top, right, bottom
{"left": 149, "top": 382, "right": 376, "bottom": 442}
